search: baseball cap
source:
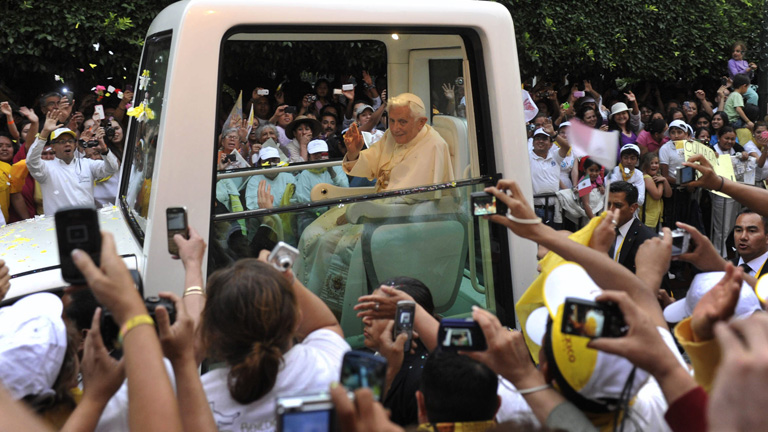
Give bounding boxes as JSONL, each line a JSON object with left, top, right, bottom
{"left": 619, "top": 144, "right": 640, "bottom": 157}
{"left": 533, "top": 128, "right": 551, "bottom": 138}
{"left": 354, "top": 104, "right": 374, "bottom": 118}
{"left": 49, "top": 128, "right": 76, "bottom": 141}
{"left": 664, "top": 271, "right": 762, "bottom": 322}
{"left": 525, "top": 263, "right": 650, "bottom": 411}
{"left": 668, "top": 119, "right": 689, "bottom": 133}
{"left": 0, "top": 293, "right": 67, "bottom": 400}
{"left": 559, "top": 121, "right": 571, "bottom": 129}
{"left": 259, "top": 146, "right": 280, "bottom": 161}
{"left": 307, "top": 139, "right": 329, "bottom": 154}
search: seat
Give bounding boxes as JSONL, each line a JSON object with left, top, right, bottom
{"left": 432, "top": 115, "right": 469, "bottom": 179}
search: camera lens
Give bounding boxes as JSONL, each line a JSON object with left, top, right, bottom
{"left": 278, "top": 255, "right": 292, "bottom": 270}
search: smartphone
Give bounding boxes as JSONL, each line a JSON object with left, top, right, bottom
{"left": 276, "top": 393, "right": 336, "bottom": 432}
{"left": 683, "top": 101, "right": 691, "bottom": 110}
{"left": 269, "top": 241, "right": 300, "bottom": 271}
{"left": 561, "top": 298, "right": 628, "bottom": 339}
{"left": 438, "top": 318, "right": 487, "bottom": 351}
{"left": 340, "top": 351, "right": 388, "bottom": 401}
{"left": 394, "top": 300, "right": 416, "bottom": 352}
{"left": 666, "top": 228, "right": 691, "bottom": 256}
{"left": 333, "top": 88, "right": 343, "bottom": 95}
{"left": 166, "top": 207, "right": 189, "bottom": 255}
{"left": 675, "top": 165, "right": 695, "bottom": 185}
{"left": 470, "top": 191, "right": 506, "bottom": 216}
{"left": 55, "top": 207, "right": 101, "bottom": 284}
{"left": 342, "top": 84, "right": 354, "bottom": 91}
{"left": 573, "top": 90, "right": 585, "bottom": 98}
{"left": 94, "top": 104, "right": 106, "bottom": 121}
{"left": 284, "top": 106, "right": 297, "bottom": 115}
{"left": 257, "top": 89, "right": 270, "bottom": 96}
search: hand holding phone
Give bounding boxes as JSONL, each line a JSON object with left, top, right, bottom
{"left": 56, "top": 207, "right": 101, "bottom": 284}
{"left": 393, "top": 300, "right": 416, "bottom": 352}
{"left": 339, "top": 351, "right": 388, "bottom": 401}
{"left": 561, "top": 298, "right": 628, "bottom": 339}
{"left": 166, "top": 207, "right": 189, "bottom": 256}
{"left": 438, "top": 318, "right": 487, "bottom": 351}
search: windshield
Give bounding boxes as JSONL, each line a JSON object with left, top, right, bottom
{"left": 120, "top": 31, "right": 172, "bottom": 243}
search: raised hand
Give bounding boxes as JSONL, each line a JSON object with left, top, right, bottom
{"left": 690, "top": 263, "right": 743, "bottom": 342}
{"left": 344, "top": 122, "right": 364, "bottom": 159}
{"left": 81, "top": 308, "right": 126, "bottom": 403}
{"left": 19, "top": 106, "right": 38, "bottom": 123}
{"left": 257, "top": 180, "right": 274, "bottom": 209}
{"left": 156, "top": 292, "right": 196, "bottom": 363}
{"left": 624, "top": 91, "right": 636, "bottom": 102}
{"left": 0, "top": 101, "right": 11, "bottom": 117}
{"left": 41, "top": 109, "right": 65, "bottom": 137}
{"left": 442, "top": 83, "right": 456, "bottom": 100}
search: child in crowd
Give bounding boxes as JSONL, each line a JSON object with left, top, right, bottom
{"left": 576, "top": 157, "right": 604, "bottom": 219}
{"left": 639, "top": 151, "right": 671, "bottom": 229}
{"left": 728, "top": 41, "right": 757, "bottom": 80}
{"left": 609, "top": 143, "right": 645, "bottom": 205}
{"left": 724, "top": 74, "right": 754, "bottom": 130}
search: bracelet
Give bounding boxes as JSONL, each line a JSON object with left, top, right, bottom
{"left": 7, "top": 120, "right": 13, "bottom": 125}
{"left": 506, "top": 212, "right": 543, "bottom": 225}
{"left": 516, "top": 384, "right": 552, "bottom": 395}
{"left": 183, "top": 286, "right": 205, "bottom": 297}
{"left": 715, "top": 175, "right": 725, "bottom": 192}
{"left": 118, "top": 314, "right": 154, "bottom": 344}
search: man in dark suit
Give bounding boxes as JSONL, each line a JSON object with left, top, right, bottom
{"left": 607, "top": 181, "right": 657, "bottom": 274}
{"left": 730, "top": 209, "right": 768, "bottom": 279}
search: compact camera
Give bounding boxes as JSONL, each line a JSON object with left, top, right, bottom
{"left": 101, "top": 296, "right": 176, "bottom": 354}
{"left": 268, "top": 241, "right": 300, "bottom": 271}
{"left": 81, "top": 140, "right": 99, "bottom": 148}
{"left": 308, "top": 95, "right": 317, "bottom": 102}
{"left": 662, "top": 228, "right": 691, "bottom": 256}
{"left": 437, "top": 318, "right": 487, "bottom": 351}
{"left": 561, "top": 298, "right": 627, "bottom": 339}
{"left": 222, "top": 153, "right": 237, "bottom": 163}
{"left": 455, "top": 77, "right": 464, "bottom": 86}
{"left": 675, "top": 165, "right": 696, "bottom": 185}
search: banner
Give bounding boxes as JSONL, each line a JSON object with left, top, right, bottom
{"left": 681, "top": 140, "right": 734, "bottom": 198}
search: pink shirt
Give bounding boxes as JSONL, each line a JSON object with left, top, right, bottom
{"left": 636, "top": 130, "right": 668, "bottom": 153}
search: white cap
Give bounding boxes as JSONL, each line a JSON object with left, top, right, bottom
{"left": 619, "top": 143, "right": 641, "bottom": 156}
{"left": 533, "top": 127, "right": 551, "bottom": 138}
{"left": 259, "top": 146, "right": 280, "bottom": 161}
{"left": 609, "top": 102, "right": 630, "bottom": 117}
{"left": 355, "top": 104, "right": 374, "bottom": 117}
{"left": 559, "top": 121, "right": 571, "bottom": 129}
{"left": 668, "top": 119, "right": 688, "bottom": 131}
{"left": 663, "top": 271, "right": 762, "bottom": 322}
{"left": 307, "top": 139, "right": 329, "bottom": 154}
{"left": 0, "top": 293, "right": 67, "bottom": 400}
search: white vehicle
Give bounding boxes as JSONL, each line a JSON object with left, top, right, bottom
{"left": 2, "top": 0, "right": 537, "bottom": 345}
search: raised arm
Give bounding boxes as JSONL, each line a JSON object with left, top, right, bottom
{"left": 27, "top": 110, "right": 61, "bottom": 184}
{"left": 685, "top": 153, "right": 768, "bottom": 218}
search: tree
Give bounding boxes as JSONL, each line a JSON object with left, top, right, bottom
{"left": 0, "top": 0, "right": 175, "bottom": 105}
{"left": 499, "top": 0, "right": 764, "bottom": 85}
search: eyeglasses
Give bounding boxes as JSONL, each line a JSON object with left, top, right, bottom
{"left": 53, "top": 138, "right": 76, "bottom": 145}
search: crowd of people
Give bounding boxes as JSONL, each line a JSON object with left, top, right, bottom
{"left": 5, "top": 42, "right": 768, "bottom": 432}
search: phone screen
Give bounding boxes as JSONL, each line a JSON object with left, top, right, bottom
{"left": 472, "top": 194, "right": 497, "bottom": 216}
{"left": 167, "top": 212, "right": 186, "bottom": 230}
{"left": 680, "top": 167, "right": 695, "bottom": 184}
{"left": 561, "top": 298, "right": 627, "bottom": 339}
{"left": 438, "top": 318, "right": 487, "bottom": 351}
{"left": 281, "top": 410, "right": 332, "bottom": 432}
{"left": 166, "top": 207, "right": 188, "bottom": 255}
{"left": 340, "top": 353, "right": 387, "bottom": 400}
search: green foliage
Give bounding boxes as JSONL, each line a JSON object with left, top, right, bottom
{"left": 0, "top": 0, "right": 175, "bottom": 102}
{"left": 499, "top": 0, "right": 765, "bottom": 83}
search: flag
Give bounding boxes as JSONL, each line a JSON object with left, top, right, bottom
{"left": 577, "top": 177, "right": 593, "bottom": 197}
{"left": 246, "top": 104, "right": 255, "bottom": 137}
{"left": 569, "top": 119, "right": 619, "bottom": 170}
{"left": 521, "top": 89, "right": 539, "bottom": 122}
{"left": 224, "top": 91, "right": 243, "bottom": 130}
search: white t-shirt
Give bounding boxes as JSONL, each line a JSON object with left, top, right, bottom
{"left": 608, "top": 167, "right": 646, "bottom": 205}
{"left": 202, "top": 329, "right": 349, "bottom": 432}
{"left": 658, "top": 141, "right": 684, "bottom": 179}
{"left": 529, "top": 148, "right": 562, "bottom": 204}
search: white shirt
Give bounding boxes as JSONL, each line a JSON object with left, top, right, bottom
{"left": 202, "top": 329, "right": 349, "bottom": 432}
{"left": 529, "top": 148, "right": 561, "bottom": 204}
{"left": 27, "top": 138, "right": 120, "bottom": 216}
{"left": 612, "top": 218, "right": 635, "bottom": 261}
{"left": 609, "top": 167, "right": 646, "bottom": 205}
{"left": 658, "top": 141, "right": 684, "bottom": 179}
{"left": 738, "top": 250, "right": 768, "bottom": 277}
{"left": 93, "top": 174, "right": 120, "bottom": 208}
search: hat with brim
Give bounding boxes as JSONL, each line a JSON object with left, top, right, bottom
{"left": 559, "top": 121, "right": 571, "bottom": 129}
{"left": 285, "top": 115, "right": 322, "bottom": 139}
{"left": 533, "top": 127, "right": 551, "bottom": 138}
{"left": 609, "top": 102, "right": 630, "bottom": 118}
{"left": 0, "top": 293, "right": 67, "bottom": 400}
{"left": 525, "top": 263, "right": 650, "bottom": 412}
{"left": 49, "top": 128, "right": 76, "bottom": 141}
{"left": 665, "top": 271, "right": 762, "bottom": 322}
{"left": 619, "top": 144, "right": 640, "bottom": 157}
{"left": 355, "top": 104, "right": 374, "bottom": 118}
{"left": 259, "top": 146, "right": 280, "bottom": 161}
{"left": 308, "top": 139, "right": 329, "bottom": 154}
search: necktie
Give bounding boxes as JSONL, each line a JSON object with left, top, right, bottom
{"left": 740, "top": 263, "right": 753, "bottom": 275}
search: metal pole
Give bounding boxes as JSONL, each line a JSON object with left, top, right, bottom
{"left": 759, "top": 0, "right": 768, "bottom": 119}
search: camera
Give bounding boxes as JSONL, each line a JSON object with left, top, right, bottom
{"left": 561, "top": 298, "right": 627, "bottom": 339}
{"left": 101, "top": 296, "right": 176, "bottom": 354}
{"left": 222, "top": 153, "right": 237, "bottom": 163}
{"left": 675, "top": 165, "right": 695, "bottom": 185}
{"left": 340, "top": 351, "right": 387, "bottom": 401}
{"left": 81, "top": 140, "right": 99, "bottom": 148}
{"left": 662, "top": 228, "right": 691, "bottom": 256}
{"left": 284, "top": 106, "right": 297, "bottom": 115}
{"left": 257, "top": 89, "right": 270, "bottom": 96}
{"left": 55, "top": 207, "right": 101, "bottom": 284}
{"left": 102, "top": 119, "right": 116, "bottom": 141}
{"left": 437, "top": 318, "right": 487, "bottom": 351}
{"left": 276, "top": 393, "right": 336, "bottom": 432}
{"left": 455, "top": 77, "right": 464, "bottom": 86}
{"left": 268, "top": 241, "right": 299, "bottom": 271}
{"left": 308, "top": 95, "right": 317, "bottom": 102}
{"left": 471, "top": 191, "right": 506, "bottom": 217}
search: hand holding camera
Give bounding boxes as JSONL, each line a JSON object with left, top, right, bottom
{"left": 155, "top": 292, "right": 196, "bottom": 364}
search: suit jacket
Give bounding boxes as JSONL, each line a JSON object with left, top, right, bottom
{"left": 611, "top": 217, "right": 658, "bottom": 274}
{"left": 730, "top": 254, "right": 768, "bottom": 278}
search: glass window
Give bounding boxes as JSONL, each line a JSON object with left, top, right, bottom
{"left": 120, "top": 32, "right": 172, "bottom": 243}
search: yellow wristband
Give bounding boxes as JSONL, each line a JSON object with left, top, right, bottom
{"left": 183, "top": 286, "right": 205, "bottom": 297}
{"left": 118, "top": 314, "right": 154, "bottom": 344}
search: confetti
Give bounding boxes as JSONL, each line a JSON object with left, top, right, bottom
{"left": 79, "top": 68, "right": 84, "bottom": 72}
{"left": 54, "top": 74, "right": 63, "bottom": 82}
{"left": 118, "top": 91, "right": 124, "bottom": 99}
{"left": 76, "top": 22, "right": 80, "bottom": 29}
{"left": 107, "top": 85, "right": 115, "bottom": 93}
{"left": 93, "top": 43, "right": 100, "bottom": 51}
{"left": 89, "top": 64, "right": 97, "bottom": 69}
{"left": 109, "top": 50, "right": 114, "bottom": 55}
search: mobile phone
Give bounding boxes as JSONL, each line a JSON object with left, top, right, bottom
{"left": 55, "top": 207, "right": 101, "bottom": 284}
{"left": 166, "top": 207, "right": 189, "bottom": 256}
{"left": 437, "top": 318, "right": 487, "bottom": 351}
{"left": 561, "top": 298, "right": 628, "bottom": 339}
{"left": 470, "top": 191, "right": 506, "bottom": 216}
{"left": 665, "top": 228, "right": 691, "bottom": 256}
{"left": 394, "top": 300, "right": 416, "bottom": 352}
{"left": 284, "top": 106, "right": 297, "bottom": 115}
{"left": 340, "top": 351, "right": 388, "bottom": 401}
{"left": 94, "top": 104, "right": 106, "bottom": 121}
{"left": 573, "top": 90, "right": 585, "bottom": 98}
{"left": 675, "top": 165, "right": 695, "bottom": 185}
{"left": 269, "top": 241, "right": 299, "bottom": 271}
{"left": 276, "top": 393, "right": 337, "bottom": 432}
{"left": 258, "top": 89, "right": 270, "bottom": 96}
{"left": 333, "top": 88, "right": 343, "bottom": 95}
{"left": 683, "top": 101, "right": 691, "bottom": 110}
{"left": 342, "top": 84, "right": 354, "bottom": 91}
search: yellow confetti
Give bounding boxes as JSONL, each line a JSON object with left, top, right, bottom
{"left": 105, "top": 92, "right": 111, "bottom": 97}
{"left": 76, "top": 22, "right": 80, "bottom": 29}
{"left": 41, "top": 250, "right": 47, "bottom": 253}
{"left": 90, "top": 64, "right": 97, "bottom": 69}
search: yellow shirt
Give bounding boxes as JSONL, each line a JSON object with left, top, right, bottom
{"left": 674, "top": 317, "right": 719, "bottom": 392}
{"left": 0, "top": 161, "right": 12, "bottom": 222}
{"left": 639, "top": 174, "right": 663, "bottom": 228}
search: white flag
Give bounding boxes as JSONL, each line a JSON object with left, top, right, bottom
{"left": 569, "top": 119, "right": 619, "bottom": 170}
{"left": 521, "top": 89, "right": 539, "bottom": 123}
